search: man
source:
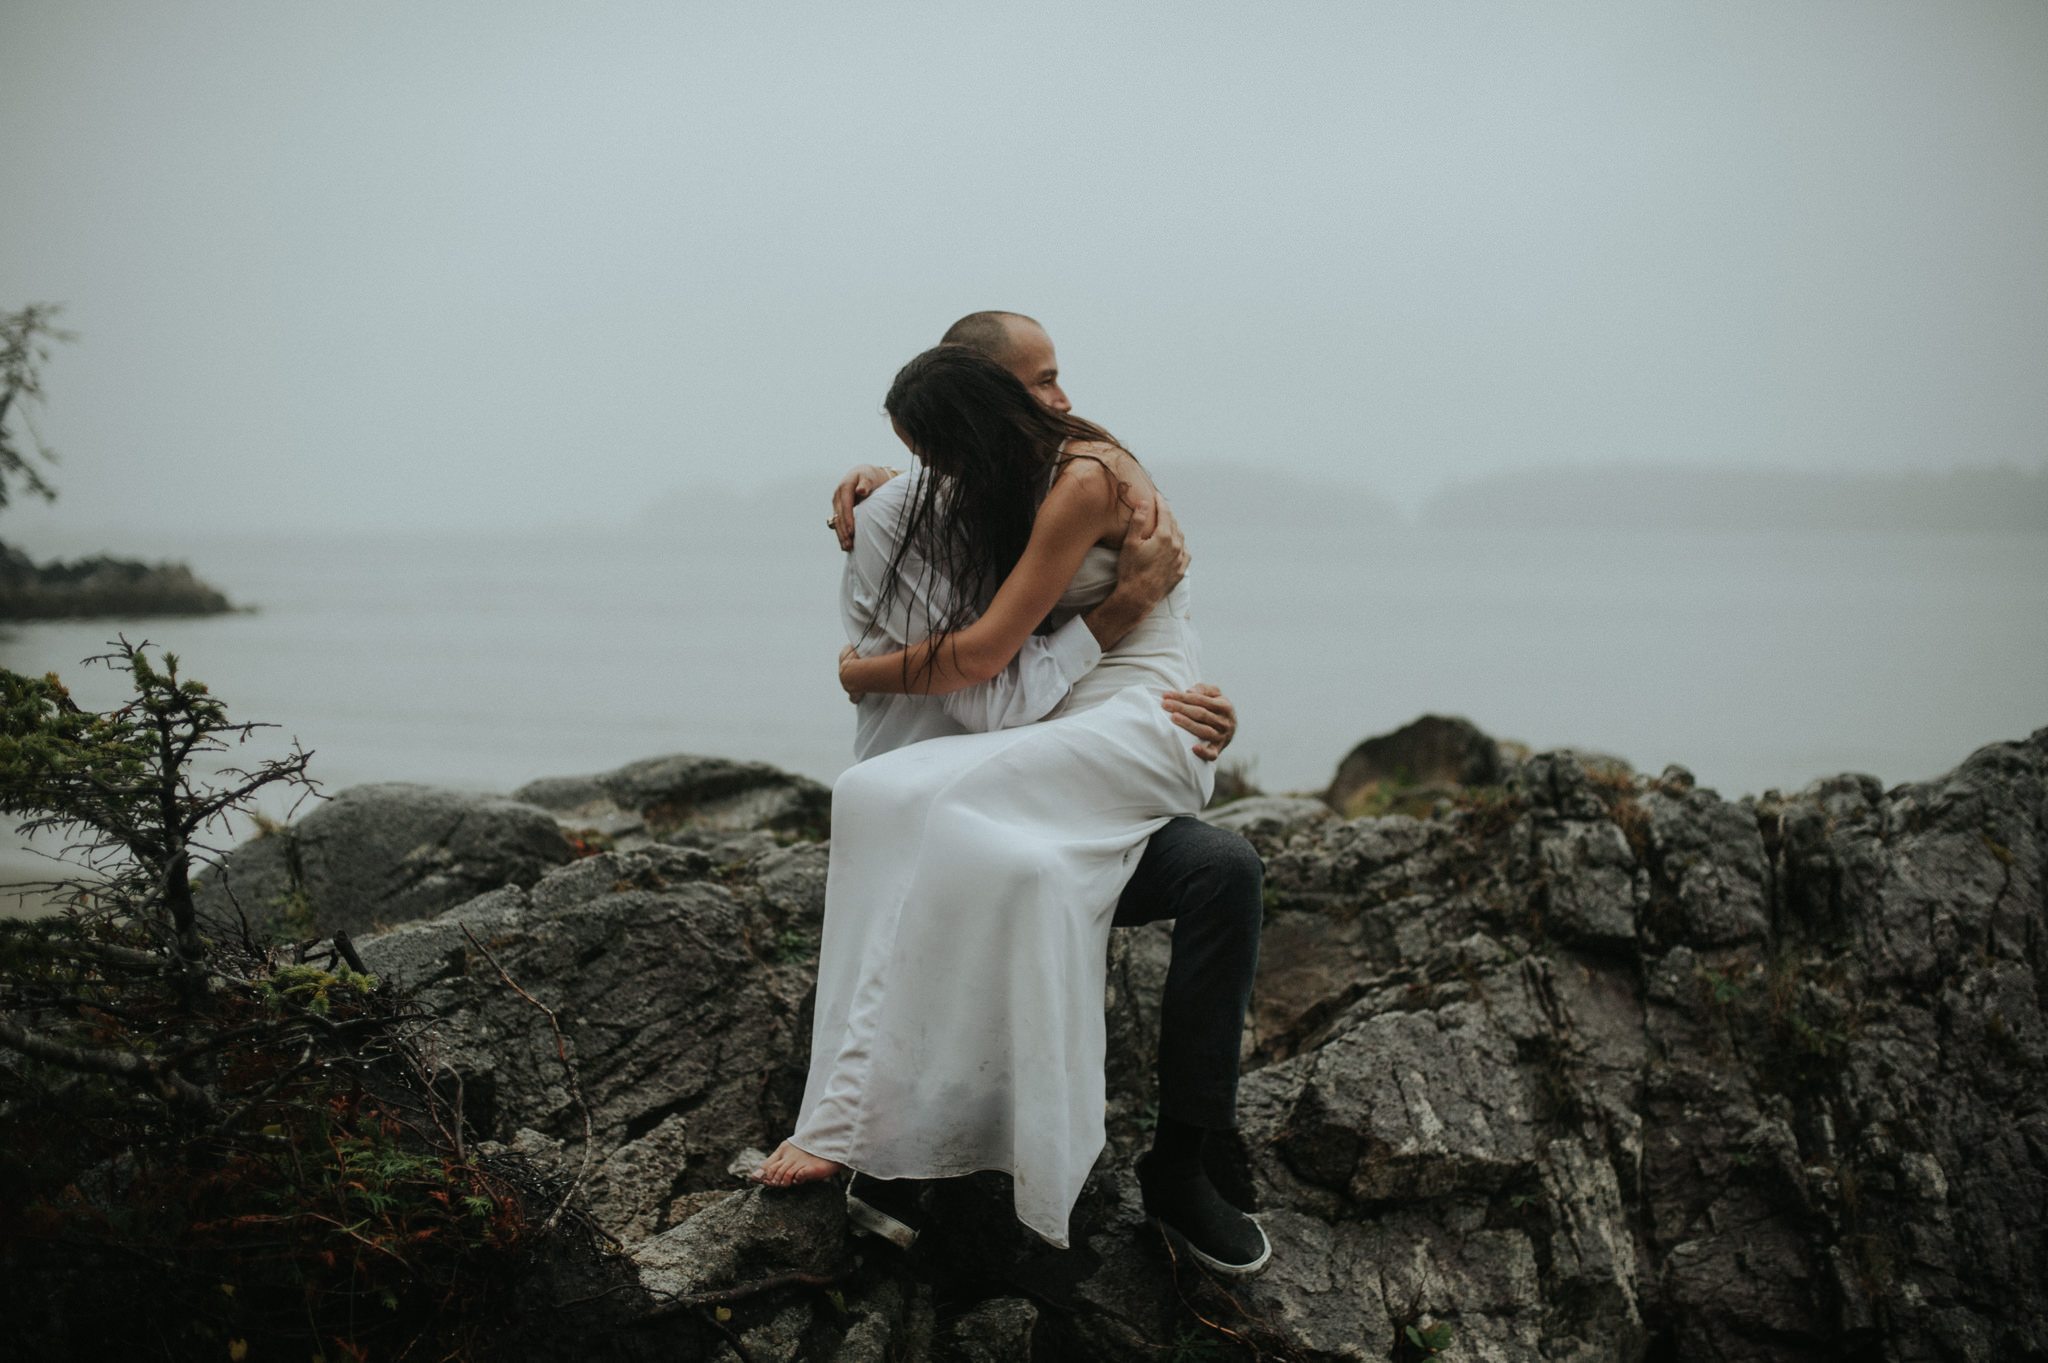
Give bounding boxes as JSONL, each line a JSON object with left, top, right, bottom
{"left": 828, "top": 312, "right": 1269, "bottom": 1276}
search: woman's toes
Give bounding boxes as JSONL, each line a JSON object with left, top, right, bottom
{"left": 747, "top": 1139, "right": 843, "bottom": 1189}
{"left": 751, "top": 1140, "right": 803, "bottom": 1186}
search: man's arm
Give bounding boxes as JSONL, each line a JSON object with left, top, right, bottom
{"left": 831, "top": 464, "right": 902, "bottom": 552}
{"left": 1163, "top": 685, "right": 1237, "bottom": 762}
{"left": 1079, "top": 494, "right": 1185, "bottom": 651}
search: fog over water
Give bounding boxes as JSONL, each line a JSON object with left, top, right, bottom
{"left": 1, "top": 506, "right": 2040, "bottom": 815}
{"left": 3, "top": 2, "right": 2045, "bottom": 533}
{"left": 0, "top": 4, "right": 2043, "bottom": 835}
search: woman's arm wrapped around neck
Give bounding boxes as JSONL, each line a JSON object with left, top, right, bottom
{"left": 840, "top": 453, "right": 1131, "bottom": 697}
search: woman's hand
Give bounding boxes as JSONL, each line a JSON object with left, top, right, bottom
{"left": 839, "top": 646, "right": 866, "bottom": 703}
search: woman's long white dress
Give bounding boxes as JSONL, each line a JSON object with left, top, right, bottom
{"left": 792, "top": 548, "right": 1212, "bottom": 1247}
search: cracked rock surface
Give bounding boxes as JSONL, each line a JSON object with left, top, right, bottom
{"left": 344, "top": 729, "right": 2045, "bottom": 1361}
{"left": 196, "top": 782, "right": 574, "bottom": 940}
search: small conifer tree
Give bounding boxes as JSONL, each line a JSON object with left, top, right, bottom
{"left": 0, "top": 638, "right": 316, "bottom": 1116}
{"left": 0, "top": 644, "right": 577, "bottom": 1358}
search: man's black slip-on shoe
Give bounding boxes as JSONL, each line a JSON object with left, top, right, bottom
{"left": 845, "top": 1173, "right": 927, "bottom": 1251}
{"left": 1137, "top": 1153, "right": 1272, "bottom": 1277}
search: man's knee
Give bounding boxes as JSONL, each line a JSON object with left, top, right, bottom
{"left": 1118, "top": 818, "right": 1265, "bottom": 928}
{"left": 1178, "top": 821, "right": 1262, "bottom": 912}
{"left": 1212, "top": 831, "right": 1264, "bottom": 903}
{"left": 1165, "top": 822, "right": 1263, "bottom": 938}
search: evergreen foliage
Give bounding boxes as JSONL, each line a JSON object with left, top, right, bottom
{"left": 0, "top": 642, "right": 590, "bottom": 1360}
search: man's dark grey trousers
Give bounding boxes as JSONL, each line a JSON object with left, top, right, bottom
{"left": 1111, "top": 815, "right": 1264, "bottom": 1132}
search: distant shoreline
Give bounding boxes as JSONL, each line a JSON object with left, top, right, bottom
{"left": 0, "top": 542, "right": 233, "bottom": 620}
{"left": 1416, "top": 463, "right": 2048, "bottom": 534}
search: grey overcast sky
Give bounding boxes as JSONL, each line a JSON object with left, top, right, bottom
{"left": 2, "top": 1, "right": 2044, "bottom": 533}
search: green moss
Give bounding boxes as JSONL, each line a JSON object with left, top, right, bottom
{"left": 768, "top": 928, "right": 814, "bottom": 965}
{"left": 267, "top": 886, "right": 318, "bottom": 943}
{"left": 258, "top": 962, "right": 379, "bottom": 1016}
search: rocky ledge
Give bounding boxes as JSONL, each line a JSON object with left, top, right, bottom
{"left": 0, "top": 542, "right": 232, "bottom": 618}
{"left": 219, "top": 726, "right": 2046, "bottom": 1361}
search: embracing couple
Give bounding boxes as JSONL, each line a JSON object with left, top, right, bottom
{"left": 753, "top": 312, "right": 1270, "bottom": 1278}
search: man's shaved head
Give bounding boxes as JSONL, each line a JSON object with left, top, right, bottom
{"left": 940, "top": 310, "right": 1041, "bottom": 364}
{"left": 938, "top": 311, "right": 1070, "bottom": 413}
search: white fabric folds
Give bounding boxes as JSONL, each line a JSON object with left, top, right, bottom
{"left": 793, "top": 553, "right": 1212, "bottom": 1245}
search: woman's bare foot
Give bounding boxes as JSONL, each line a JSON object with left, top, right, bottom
{"left": 751, "top": 1139, "right": 844, "bottom": 1188}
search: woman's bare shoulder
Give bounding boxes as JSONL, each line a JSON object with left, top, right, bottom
{"left": 1050, "top": 443, "right": 1152, "bottom": 545}
{"left": 1051, "top": 444, "right": 1122, "bottom": 499}
{"left": 1063, "top": 438, "right": 1125, "bottom": 462}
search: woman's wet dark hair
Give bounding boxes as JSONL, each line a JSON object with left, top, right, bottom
{"left": 869, "top": 344, "right": 1128, "bottom": 684}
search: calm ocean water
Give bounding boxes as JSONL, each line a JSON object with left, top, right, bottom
{"left": 2, "top": 519, "right": 2043, "bottom": 838}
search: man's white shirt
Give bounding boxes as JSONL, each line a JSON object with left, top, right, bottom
{"left": 842, "top": 465, "right": 1101, "bottom": 762}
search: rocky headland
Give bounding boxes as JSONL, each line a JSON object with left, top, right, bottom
{"left": 0, "top": 542, "right": 232, "bottom": 618}
{"left": 190, "top": 721, "right": 2048, "bottom": 1361}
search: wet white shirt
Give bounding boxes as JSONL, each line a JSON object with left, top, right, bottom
{"left": 842, "top": 466, "right": 1101, "bottom": 762}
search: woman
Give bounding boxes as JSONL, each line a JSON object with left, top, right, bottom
{"left": 754, "top": 345, "right": 1213, "bottom": 1247}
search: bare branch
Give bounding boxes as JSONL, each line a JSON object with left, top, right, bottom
{"left": 0, "top": 1010, "right": 172, "bottom": 1085}
{"left": 459, "top": 922, "right": 595, "bottom": 1237}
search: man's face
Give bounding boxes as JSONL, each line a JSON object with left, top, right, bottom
{"left": 1001, "top": 319, "right": 1071, "bottom": 414}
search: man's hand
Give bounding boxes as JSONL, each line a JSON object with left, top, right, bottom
{"left": 1083, "top": 495, "right": 1189, "bottom": 650}
{"left": 1163, "top": 684, "right": 1236, "bottom": 762}
{"left": 838, "top": 645, "right": 865, "bottom": 703}
{"left": 830, "top": 464, "right": 902, "bottom": 551}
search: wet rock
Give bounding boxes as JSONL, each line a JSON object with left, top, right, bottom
{"left": 936, "top": 1296, "right": 1038, "bottom": 1362}
{"left": 1243, "top": 981, "right": 1538, "bottom": 1203}
{"left": 515, "top": 753, "right": 831, "bottom": 842}
{"left": 1103, "top": 921, "right": 1174, "bottom": 1136}
{"left": 197, "top": 783, "right": 573, "bottom": 940}
{"left": 1200, "top": 795, "right": 1332, "bottom": 856}
{"left": 1538, "top": 1138, "right": 1643, "bottom": 1349}
{"left": 1249, "top": 908, "right": 1367, "bottom": 1056}
{"left": 354, "top": 845, "right": 816, "bottom": 1206}
{"left": 1640, "top": 784, "right": 1771, "bottom": 946}
{"left": 632, "top": 1183, "right": 850, "bottom": 1299}
{"left": 585, "top": 1112, "right": 694, "bottom": 1243}
{"left": 826, "top": 1281, "right": 907, "bottom": 1363}
{"left": 1325, "top": 714, "right": 1504, "bottom": 816}
{"left": 1539, "top": 819, "right": 1645, "bottom": 950}
{"left": 318, "top": 728, "right": 2048, "bottom": 1361}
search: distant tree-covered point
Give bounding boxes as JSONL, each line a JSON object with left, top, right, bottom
{"left": 0, "top": 546, "right": 232, "bottom": 619}
{"left": 1423, "top": 464, "right": 2048, "bottom": 533}
{"left": 0, "top": 303, "right": 235, "bottom": 619}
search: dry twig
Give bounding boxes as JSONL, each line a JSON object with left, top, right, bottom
{"left": 459, "top": 922, "right": 595, "bottom": 1236}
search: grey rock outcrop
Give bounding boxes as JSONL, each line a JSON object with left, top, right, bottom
{"left": 1222, "top": 727, "right": 2048, "bottom": 1360}
{"left": 1325, "top": 713, "right": 1504, "bottom": 817}
{"left": 359, "top": 727, "right": 2046, "bottom": 1361}
{"left": 196, "top": 783, "right": 574, "bottom": 940}
{"left": 1200, "top": 793, "right": 1333, "bottom": 855}
{"left": 514, "top": 753, "right": 832, "bottom": 844}
{"left": 356, "top": 841, "right": 827, "bottom": 1212}
{"left": 633, "top": 1182, "right": 851, "bottom": 1302}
